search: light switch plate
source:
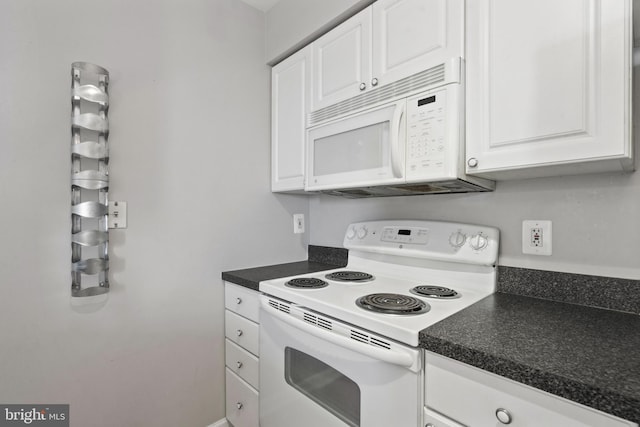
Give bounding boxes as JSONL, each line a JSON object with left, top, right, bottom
{"left": 108, "top": 201, "right": 127, "bottom": 229}
{"left": 293, "top": 213, "right": 305, "bottom": 234}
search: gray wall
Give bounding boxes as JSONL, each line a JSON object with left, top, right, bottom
{"left": 0, "top": 0, "right": 307, "bottom": 426}
{"left": 308, "top": 172, "right": 640, "bottom": 280}
{"left": 267, "top": 1, "right": 640, "bottom": 281}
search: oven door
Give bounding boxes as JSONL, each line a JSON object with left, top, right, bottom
{"left": 259, "top": 296, "right": 423, "bottom": 427}
{"left": 305, "top": 100, "right": 406, "bottom": 191}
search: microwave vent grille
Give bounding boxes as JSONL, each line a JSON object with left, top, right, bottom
{"left": 309, "top": 63, "right": 446, "bottom": 126}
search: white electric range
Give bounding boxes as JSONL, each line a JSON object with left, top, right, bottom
{"left": 259, "top": 220, "right": 499, "bottom": 427}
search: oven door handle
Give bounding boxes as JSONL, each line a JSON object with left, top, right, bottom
{"left": 261, "top": 298, "right": 420, "bottom": 372}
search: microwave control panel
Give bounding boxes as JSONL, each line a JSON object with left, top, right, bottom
{"left": 406, "top": 89, "right": 448, "bottom": 178}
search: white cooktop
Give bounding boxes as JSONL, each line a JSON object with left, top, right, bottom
{"left": 260, "top": 220, "right": 500, "bottom": 347}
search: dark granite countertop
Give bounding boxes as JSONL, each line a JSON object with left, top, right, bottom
{"left": 222, "top": 260, "right": 342, "bottom": 290}
{"left": 419, "top": 292, "right": 640, "bottom": 424}
{"left": 221, "top": 245, "right": 348, "bottom": 291}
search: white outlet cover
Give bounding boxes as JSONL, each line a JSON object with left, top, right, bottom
{"left": 522, "top": 220, "right": 552, "bottom": 256}
{"left": 108, "top": 201, "right": 128, "bottom": 229}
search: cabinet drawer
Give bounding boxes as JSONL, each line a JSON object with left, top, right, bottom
{"left": 225, "top": 310, "right": 259, "bottom": 356}
{"left": 425, "top": 352, "right": 636, "bottom": 427}
{"left": 423, "top": 407, "right": 464, "bottom": 427}
{"left": 226, "top": 368, "right": 259, "bottom": 427}
{"left": 225, "top": 338, "right": 259, "bottom": 390}
{"left": 225, "top": 282, "right": 260, "bottom": 323}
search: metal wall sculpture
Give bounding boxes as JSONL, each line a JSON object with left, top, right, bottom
{"left": 71, "top": 62, "right": 110, "bottom": 297}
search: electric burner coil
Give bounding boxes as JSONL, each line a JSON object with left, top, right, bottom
{"left": 410, "top": 285, "right": 460, "bottom": 299}
{"left": 325, "top": 271, "right": 374, "bottom": 282}
{"left": 356, "top": 293, "right": 430, "bottom": 315}
{"left": 285, "top": 277, "right": 328, "bottom": 289}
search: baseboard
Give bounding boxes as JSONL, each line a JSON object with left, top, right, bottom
{"left": 207, "top": 418, "right": 229, "bottom": 427}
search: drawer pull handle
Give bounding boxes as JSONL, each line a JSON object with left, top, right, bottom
{"left": 236, "top": 297, "right": 242, "bottom": 304}
{"left": 236, "top": 402, "right": 243, "bottom": 410}
{"left": 467, "top": 157, "right": 479, "bottom": 168}
{"left": 425, "top": 424, "right": 435, "bottom": 427}
{"left": 496, "top": 408, "right": 512, "bottom": 424}
{"left": 236, "top": 361, "right": 243, "bottom": 369}
{"left": 359, "top": 82, "right": 366, "bottom": 91}
{"left": 236, "top": 329, "right": 243, "bottom": 337}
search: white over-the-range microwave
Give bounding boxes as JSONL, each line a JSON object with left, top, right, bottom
{"left": 305, "top": 58, "right": 494, "bottom": 197}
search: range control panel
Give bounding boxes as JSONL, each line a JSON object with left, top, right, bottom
{"left": 344, "top": 220, "right": 499, "bottom": 266}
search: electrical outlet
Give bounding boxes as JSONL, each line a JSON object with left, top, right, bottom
{"left": 108, "top": 201, "right": 127, "bottom": 229}
{"left": 531, "top": 228, "right": 543, "bottom": 247}
{"left": 293, "top": 214, "right": 305, "bottom": 234}
{"left": 522, "top": 220, "right": 551, "bottom": 256}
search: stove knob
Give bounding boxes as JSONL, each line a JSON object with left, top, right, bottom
{"left": 357, "top": 226, "right": 368, "bottom": 239}
{"left": 346, "top": 226, "right": 357, "bottom": 240}
{"left": 448, "top": 231, "right": 466, "bottom": 248}
{"left": 469, "top": 233, "right": 489, "bottom": 251}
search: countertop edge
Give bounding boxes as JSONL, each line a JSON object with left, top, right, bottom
{"left": 419, "top": 305, "right": 640, "bottom": 424}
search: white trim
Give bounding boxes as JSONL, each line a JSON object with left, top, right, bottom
{"left": 207, "top": 418, "right": 229, "bottom": 427}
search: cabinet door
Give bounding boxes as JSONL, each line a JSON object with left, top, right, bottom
{"left": 312, "top": 7, "right": 372, "bottom": 111}
{"left": 271, "top": 46, "right": 311, "bottom": 192}
{"left": 465, "top": 0, "right": 633, "bottom": 179}
{"left": 372, "top": 0, "right": 463, "bottom": 87}
{"left": 226, "top": 369, "right": 259, "bottom": 427}
{"left": 425, "top": 352, "right": 636, "bottom": 427}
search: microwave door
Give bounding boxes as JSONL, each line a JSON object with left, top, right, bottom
{"left": 306, "top": 102, "right": 406, "bottom": 191}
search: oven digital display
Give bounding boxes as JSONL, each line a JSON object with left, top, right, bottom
{"left": 381, "top": 227, "right": 429, "bottom": 244}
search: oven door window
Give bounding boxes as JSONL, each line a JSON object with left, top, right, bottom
{"left": 284, "top": 347, "right": 361, "bottom": 427}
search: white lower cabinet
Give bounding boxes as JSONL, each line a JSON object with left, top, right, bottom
{"left": 225, "top": 310, "right": 259, "bottom": 356}
{"left": 226, "top": 369, "right": 259, "bottom": 427}
{"left": 424, "top": 352, "right": 637, "bottom": 427}
{"left": 225, "top": 339, "right": 259, "bottom": 389}
{"left": 224, "top": 282, "right": 259, "bottom": 427}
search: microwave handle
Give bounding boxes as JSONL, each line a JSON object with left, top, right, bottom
{"left": 390, "top": 102, "right": 405, "bottom": 178}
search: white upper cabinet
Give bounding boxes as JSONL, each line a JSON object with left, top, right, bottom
{"left": 312, "top": 0, "right": 463, "bottom": 112}
{"left": 465, "top": 0, "right": 634, "bottom": 179}
{"left": 271, "top": 46, "right": 311, "bottom": 192}
{"left": 312, "top": 7, "right": 372, "bottom": 111}
{"left": 372, "top": 0, "right": 463, "bottom": 87}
